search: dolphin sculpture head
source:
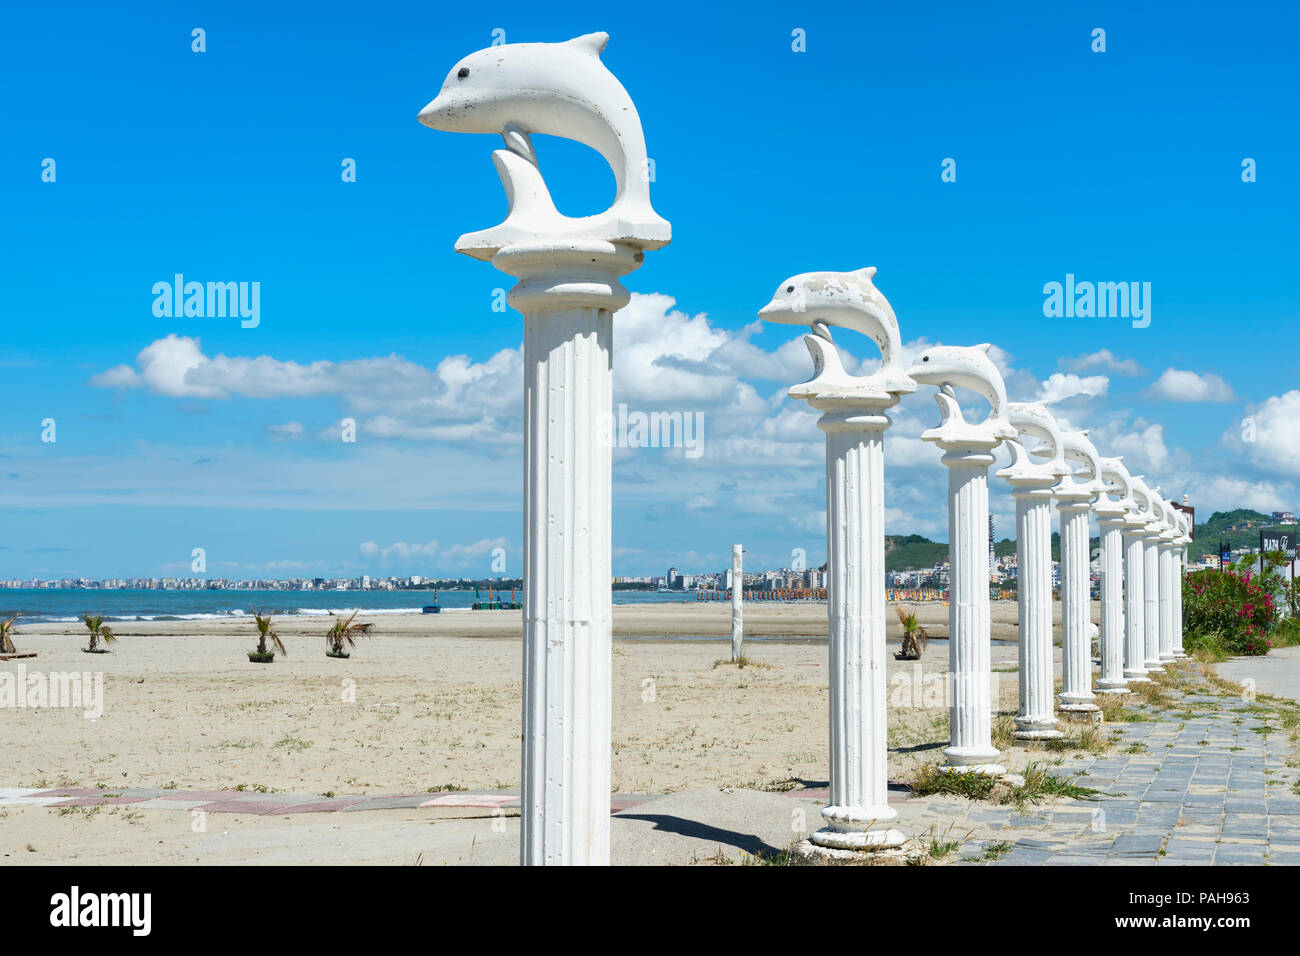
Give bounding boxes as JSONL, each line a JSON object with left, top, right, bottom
{"left": 1054, "top": 429, "right": 1107, "bottom": 500}
{"left": 905, "top": 343, "right": 1016, "bottom": 441}
{"left": 1096, "top": 456, "right": 1139, "bottom": 515}
{"left": 418, "top": 32, "right": 670, "bottom": 256}
{"left": 758, "top": 268, "right": 915, "bottom": 396}
{"left": 1005, "top": 402, "right": 1071, "bottom": 479}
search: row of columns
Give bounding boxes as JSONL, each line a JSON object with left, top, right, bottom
{"left": 427, "top": 31, "right": 1195, "bottom": 864}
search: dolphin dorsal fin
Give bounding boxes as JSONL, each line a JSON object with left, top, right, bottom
{"left": 975, "top": 343, "right": 992, "bottom": 353}
{"left": 568, "top": 32, "right": 609, "bottom": 55}
{"left": 852, "top": 266, "right": 878, "bottom": 280}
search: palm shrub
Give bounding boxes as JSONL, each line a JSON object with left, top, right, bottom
{"left": 250, "top": 608, "right": 285, "bottom": 662}
{"left": 1, "top": 616, "right": 17, "bottom": 654}
{"left": 1183, "top": 566, "right": 1278, "bottom": 656}
{"left": 895, "top": 604, "right": 927, "bottom": 659}
{"left": 325, "top": 611, "right": 372, "bottom": 658}
{"left": 82, "top": 613, "right": 117, "bottom": 652}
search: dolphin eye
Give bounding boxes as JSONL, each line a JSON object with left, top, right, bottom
{"left": 457, "top": 67, "right": 470, "bottom": 79}
{"left": 922, "top": 356, "right": 929, "bottom": 362}
{"left": 785, "top": 285, "right": 794, "bottom": 293}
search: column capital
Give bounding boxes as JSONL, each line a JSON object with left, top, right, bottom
{"left": 488, "top": 238, "right": 647, "bottom": 314}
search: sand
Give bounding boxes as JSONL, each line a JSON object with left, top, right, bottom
{"left": 1, "top": 600, "right": 1094, "bottom": 863}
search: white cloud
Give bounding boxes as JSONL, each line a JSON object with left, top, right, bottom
{"left": 1237, "top": 390, "right": 1300, "bottom": 474}
{"left": 1060, "top": 349, "right": 1145, "bottom": 376}
{"left": 1144, "top": 368, "right": 1236, "bottom": 402}
{"left": 358, "top": 536, "right": 514, "bottom": 571}
{"left": 1088, "top": 416, "right": 1171, "bottom": 474}
{"left": 267, "top": 421, "right": 305, "bottom": 440}
{"left": 1038, "top": 372, "right": 1109, "bottom": 406}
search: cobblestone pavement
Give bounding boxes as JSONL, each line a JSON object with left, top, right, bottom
{"left": 886, "top": 671, "right": 1300, "bottom": 866}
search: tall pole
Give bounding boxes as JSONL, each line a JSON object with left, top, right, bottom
{"left": 759, "top": 267, "right": 915, "bottom": 851}
{"left": 420, "top": 32, "right": 670, "bottom": 865}
{"left": 730, "top": 545, "right": 743, "bottom": 661}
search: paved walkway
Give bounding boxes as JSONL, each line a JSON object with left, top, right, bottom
{"left": 900, "top": 669, "right": 1300, "bottom": 866}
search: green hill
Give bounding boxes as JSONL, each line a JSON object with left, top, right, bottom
{"left": 887, "top": 532, "right": 1100, "bottom": 571}
{"left": 884, "top": 534, "right": 949, "bottom": 572}
{"left": 1190, "top": 509, "right": 1298, "bottom": 560}
{"left": 882, "top": 509, "right": 1298, "bottom": 571}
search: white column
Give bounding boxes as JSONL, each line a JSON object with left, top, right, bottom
{"left": 1158, "top": 539, "right": 1177, "bottom": 663}
{"left": 907, "top": 347, "right": 1013, "bottom": 775}
{"left": 1096, "top": 516, "right": 1129, "bottom": 693}
{"left": 1122, "top": 523, "right": 1151, "bottom": 683}
{"left": 759, "top": 268, "right": 915, "bottom": 851}
{"left": 519, "top": 269, "right": 618, "bottom": 866}
{"left": 1174, "top": 517, "right": 1190, "bottom": 656}
{"left": 421, "top": 32, "right": 670, "bottom": 865}
{"left": 1142, "top": 531, "right": 1164, "bottom": 674}
{"left": 815, "top": 406, "right": 905, "bottom": 848}
{"left": 730, "top": 545, "right": 743, "bottom": 661}
{"left": 1057, "top": 498, "right": 1099, "bottom": 715}
{"left": 940, "top": 448, "right": 1004, "bottom": 772}
{"left": 1002, "top": 445, "right": 1064, "bottom": 738}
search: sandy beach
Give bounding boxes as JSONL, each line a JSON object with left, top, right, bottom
{"left": 3, "top": 600, "right": 1084, "bottom": 801}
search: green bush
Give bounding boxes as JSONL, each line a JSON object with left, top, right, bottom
{"left": 1183, "top": 567, "right": 1278, "bottom": 655}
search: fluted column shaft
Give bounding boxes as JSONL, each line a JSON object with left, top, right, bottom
{"left": 941, "top": 450, "right": 1004, "bottom": 773}
{"left": 1058, "top": 501, "right": 1099, "bottom": 713}
{"left": 1013, "top": 484, "right": 1063, "bottom": 736}
{"left": 521, "top": 305, "right": 613, "bottom": 866}
{"left": 1143, "top": 535, "right": 1164, "bottom": 673}
{"left": 812, "top": 410, "right": 903, "bottom": 849}
{"left": 1175, "top": 546, "right": 1187, "bottom": 656}
{"left": 1158, "top": 543, "right": 1177, "bottom": 662}
{"left": 508, "top": 242, "right": 645, "bottom": 867}
{"left": 1122, "top": 527, "right": 1151, "bottom": 682}
{"left": 1096, "top": 519, "right": 1129, "bottom": 692}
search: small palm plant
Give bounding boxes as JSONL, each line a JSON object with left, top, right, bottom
{"left": 325, "top": 611, "right": 371, "bottom": 658}
{"left": 250, "top": 608, "right": 285, "bottom": 663}
{"left": 1, "top": 616, "right": 18, "bottom": 655}
{"left": 895, "top": 604, "right": 927, "bottom": 660}
{"left": 82, "top": 613, "right": 117, "bottom": 653}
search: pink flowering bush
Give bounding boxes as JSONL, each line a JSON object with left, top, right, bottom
{"left": 1183, "top": 567, "right": 1279, "bottom": 656}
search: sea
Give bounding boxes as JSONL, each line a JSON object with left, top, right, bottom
{"left": 0, "top": 588, "right": 696, "bottom": 624}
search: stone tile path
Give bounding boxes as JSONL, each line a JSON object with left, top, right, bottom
{"left": 887, "top": 681, "right": 1300, "bottom": 866}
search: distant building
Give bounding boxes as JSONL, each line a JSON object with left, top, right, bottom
{"left": 1272, "top": 511, "right": 1296, "bottom": 524}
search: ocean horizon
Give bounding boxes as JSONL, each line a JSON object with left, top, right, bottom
{"left": 0, "top": 587, "right": 698, "bottom": 624}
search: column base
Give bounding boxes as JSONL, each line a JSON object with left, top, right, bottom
{"left": 810, "top": 823, "right": 907, "bottom": 851}
{"left": 791, "top": 837, "right": 910, "bottom": 864}
{"left": 942, "top": 747, "right": 1005, "bottom": 776}
{"left": 1173, "top": 650, "right": 1189, "bottom": 658}
{"left": 1059, "top": 693, "right": 1098, "bottom": 709}
{"left": 1014, "top": 715, "right": 1063, "bottom": 740}
{"left": 1123, "top": 669, "right": 1152, "bottom": 683}
{"left": 1145, "top": 661, "right": 1166, "bottom": 673}
{"left": 1096, "top": 678, "right": 1130, "bottom": 695}
{"left": 1159, "top": 653, "right": 1178, "bottom": 663}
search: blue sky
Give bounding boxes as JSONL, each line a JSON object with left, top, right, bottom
{"left": 2, "top": 1, "right": 1297, "bottom": 580}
